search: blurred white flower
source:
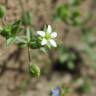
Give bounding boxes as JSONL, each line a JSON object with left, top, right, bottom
{"left": 37, "top": 25, "right": 57, "bottom": 47}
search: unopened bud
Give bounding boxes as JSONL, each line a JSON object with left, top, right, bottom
{"left": 29, "top": 64, "right": 40, "bottom": 77}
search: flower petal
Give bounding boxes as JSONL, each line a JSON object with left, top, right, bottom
{"left": 47, "top": 25, "right": 52, "bottom": 33}
{"left": 51, "top": 32, "right": 57, "bottom": 38}
{"left": 41, "top": 38, "right": 47, "bottom": 45}
{"left": 51, "top": 87, "right": 60, "bottom": 96}
{"left": 49, "top": 39, "right": 57, "bottom": 47}
{"left": 37, "top": 31, "right": 45, "bottom": 37}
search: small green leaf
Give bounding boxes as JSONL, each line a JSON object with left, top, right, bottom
{"left": 16, "top": 36, "right": 28, "bottom": 48}
{"left": 6, "top": 37, "right": 16, "bottom": 46}
{"left": 0, "top": 5, "right": 6, "bottom": 18}
{"left": 22, "top": 11, "right": 32, "bottom": 26}
{"left": 40, "top": 47, "right": 47, "bottom": 53}
{"left": 26, "top": 27, "right": 31, "bottom": 42}
{"left": 16, "top": 36, "right": 27, "bottom": 44}
{"left": 11, "top": 20, "right": 22, "bottom": 34}
{"left": 0, "top": 25, "right": 12, "bottom": 38}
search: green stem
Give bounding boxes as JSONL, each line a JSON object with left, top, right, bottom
{"left": 28, "top": 46, "right": 31, "bottom": 63}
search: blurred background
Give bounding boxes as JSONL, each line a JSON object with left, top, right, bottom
{"left": 0, "top": 0, "right": 96, "bottom": 96}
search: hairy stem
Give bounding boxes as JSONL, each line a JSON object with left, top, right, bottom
{"left": 28, "top": 46, "right": 31, "bottom": 64}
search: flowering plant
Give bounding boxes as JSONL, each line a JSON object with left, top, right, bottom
{"left": 0, "top": 5, "right": 57, "bottom": 77}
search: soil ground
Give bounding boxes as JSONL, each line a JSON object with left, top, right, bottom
{"left": 0, "top": 0, "right": 96, "bottom": 96}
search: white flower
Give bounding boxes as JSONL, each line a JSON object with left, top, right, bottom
{"left": 37, "top": 25, "right": 57, "bottom": 47}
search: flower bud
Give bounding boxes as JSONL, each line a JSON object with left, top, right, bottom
{"left": 29, "top": 64, "right": 40, "bottom": 77}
